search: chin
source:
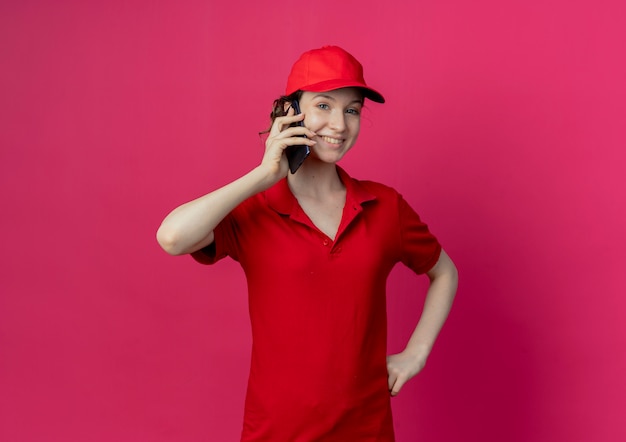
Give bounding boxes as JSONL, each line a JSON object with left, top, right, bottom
{"left": 312, "top": 155, "right": 345, "bottom": 166}
{"left": 311, "top": 148, "right": 351, "bottom": 164}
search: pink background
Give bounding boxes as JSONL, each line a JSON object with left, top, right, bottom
{"left": 2, "top": 1, "right": 625, "bottom": 441}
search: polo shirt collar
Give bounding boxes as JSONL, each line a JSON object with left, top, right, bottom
{"left": 265, "top": 166, "right": 376, "bottom": 216}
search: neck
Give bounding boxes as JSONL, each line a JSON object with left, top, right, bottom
{"left": 287, "top": 161, "right": 344, "bottom": 199}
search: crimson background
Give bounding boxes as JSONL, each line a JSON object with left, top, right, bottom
{"left": 1, "top": 1, "right": 625, "bottom": 441}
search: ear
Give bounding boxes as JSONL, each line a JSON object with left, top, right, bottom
{"left": 283, "top": 101, "right": 292, "bottom": 113}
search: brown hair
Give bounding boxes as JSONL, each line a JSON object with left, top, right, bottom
{"left": 261, "top": 90, "right": 303, "bottom": 134}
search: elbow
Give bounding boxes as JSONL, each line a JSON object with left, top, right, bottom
{"left": 156, "top": 224, "right": 186, "bottom": 256}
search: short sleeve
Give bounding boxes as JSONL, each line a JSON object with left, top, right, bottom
{"left": 190, "top": 211, "right": 240, "bottom": 265}
{"left": 398, "top": 194, "right": 442, "bottom": 274}
{"left": 190, "top": 241, "right": 219, "bottom": 265}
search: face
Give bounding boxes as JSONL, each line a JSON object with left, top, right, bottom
{"left": 298, "top": 87, "right": 363, "bottom": 164}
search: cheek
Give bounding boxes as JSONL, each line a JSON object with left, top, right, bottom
{"left": 345, "top": 122, "right": 361, "bottom": 149}
{"left": 303, "top": 113, "right": 323, "bottom": 130}
{"left": 350, "top": 119, "right": 361, "bottom": 135}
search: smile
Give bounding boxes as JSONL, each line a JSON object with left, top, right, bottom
{"left": 321, "top": 136, "right": 343, "bottom": 145}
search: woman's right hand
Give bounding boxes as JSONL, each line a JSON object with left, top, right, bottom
{"left": 157, "top": 106, "right": 317, "bottom": 257}
{"left": 261, "top": 106, "right": 317, "bottom": 182}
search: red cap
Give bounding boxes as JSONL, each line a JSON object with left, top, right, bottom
{"left": 285, "top": 45, "right": 385, "bottom": 103}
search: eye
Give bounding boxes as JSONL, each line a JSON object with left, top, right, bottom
{"left": 317, "top": 103, "right": 330, "bottom": 110}
{"left": 346, "top": 107, "right": 361, "bottom": 116}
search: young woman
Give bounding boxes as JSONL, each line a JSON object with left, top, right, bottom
{"left": 157, "top": 45, "right": 458, "bottom": 441}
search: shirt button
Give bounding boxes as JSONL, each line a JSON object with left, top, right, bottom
{"left": 323, "top": 239, "right": 330, "bottom": 246}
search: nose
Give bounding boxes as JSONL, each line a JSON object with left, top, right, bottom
{"left": 328, "top": 110, "right": 346, "bottom": 132}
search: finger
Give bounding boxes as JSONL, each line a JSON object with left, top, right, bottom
{"left": 390, "top": 376, "right": 405, "bottom": 397}
{"left": 270, "top": 135, "right": 317, "bottom": 150}
{"left": 266, "top": 127, "right": 317, "bottom": 153}
{"left": 387, "top": 372, "right": 396, "bottom": 393}
{"left": 264, "top": 134, "right": 316, "bottom": 163}
{"left": 275, "top": 125, "right": 316, "bottom": 140}
{"left": 269, "top": 112, "right": 305, "bottom": 136}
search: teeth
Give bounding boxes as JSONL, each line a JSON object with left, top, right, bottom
{"left": 322, "top": 136, "right": 342, "bottom": 144}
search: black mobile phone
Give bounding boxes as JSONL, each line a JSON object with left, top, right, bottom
{"left": 285, "top": 99, "right": 310, "bottom": 174}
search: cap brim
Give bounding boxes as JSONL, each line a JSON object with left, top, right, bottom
{"left": 293, "top": 79, "right": 385, "bottom": 103}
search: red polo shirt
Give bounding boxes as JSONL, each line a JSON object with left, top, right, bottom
{"left": 192, "top": 167, "right": 441, "bottom": 441}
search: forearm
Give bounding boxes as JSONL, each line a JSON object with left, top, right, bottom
{"left": 156, "top": 165, "right": 276, "bottom": 255}
{"left": 157, "top": 108, "right": 316, "bottom": 256}
{"left": 386, "top": 250, "right": 457, "bottom": 395}
{"left": 404, "top": 254, "right": 458, "bottom": 359}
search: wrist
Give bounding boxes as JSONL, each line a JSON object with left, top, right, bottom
{"left": 249, "top": 164, "right": 283, "bottom": 192}
{"left": 404, "top": 342, "right": 432, "bottom": 361}
{"left": 256, "top": 162, "right": 287, "bottom": 186}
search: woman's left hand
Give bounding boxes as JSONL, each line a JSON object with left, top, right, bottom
{"left": 387, "top": 250, "right": 458, "bottom": 396}
{"left": 386, "top": 347, "right": 429, "bottom": 396}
